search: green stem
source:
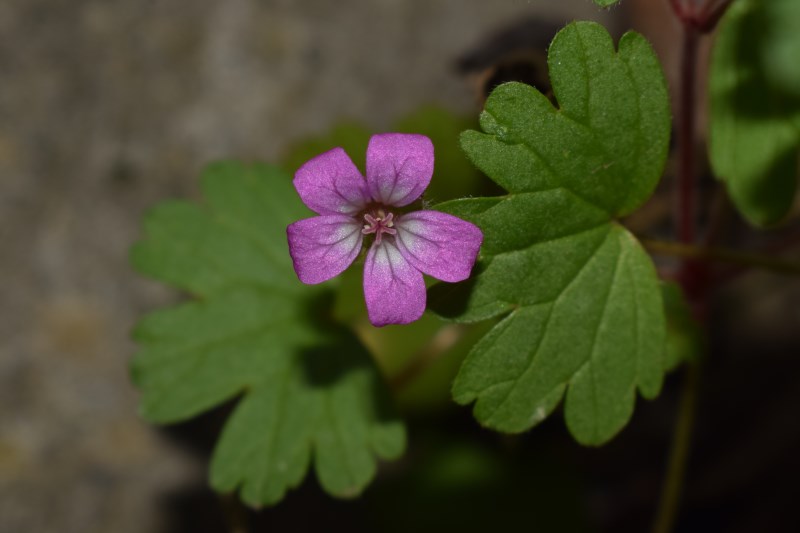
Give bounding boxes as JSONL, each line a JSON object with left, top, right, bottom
{"left": 651, "top": 362, "right": 700, "bottom": 533}
{"left": 219, "top": 493, "right": 249, "bottom": 533}
{"left": 641, "top": 238, "right": 800, "bottom": 276}
{"left": 389, "top": 324, "right": 466, "bottom": 391}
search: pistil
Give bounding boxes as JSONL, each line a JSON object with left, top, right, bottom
{"left": 362, "top": 209, "right": 397, "bottom": 245}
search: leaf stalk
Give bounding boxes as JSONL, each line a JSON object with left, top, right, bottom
{"left": 641, "top": 238, "right": 800, "bottom": 276}
{"left": 651, "top": 362, "right": 700, "bottom": 533}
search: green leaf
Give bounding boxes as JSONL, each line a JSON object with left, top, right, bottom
{"left": 760, "top": 0, "right": 800, "bottom": 98}
{"left": 593, "top": 0, "right": 622, "bottom": 7}
{"left": 131, "top": 162, "right": 405, "bottom": 506}
{"left": 430, "top": 22, "right": 671, "bottom": 445}
{"left": 661, "top": 282, "right": 703, "bottom": 371}
{"left": 709, "top": 0, "right": 800, "bottom": 226}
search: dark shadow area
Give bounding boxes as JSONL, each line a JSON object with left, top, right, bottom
{"left": 299, "top": 325, "right": 403, "bottom": 436}
{"left": 152, "top": 304, "right": 800, "bottom": 533}
{"left": 298, "top": 287, "right": 339, "bottom": 331}
{"left": 426, "top": 259, "right": 497, "bottom": 320}
{"left": 160, "top": 401, "right": 237, "bottom": 458}
{"left": 456, "top": 17, "right": 561, "bottom": 102}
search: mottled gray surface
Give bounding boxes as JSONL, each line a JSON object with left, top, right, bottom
{"left": 0, "top": 1, "right": 617, "bottom": 531}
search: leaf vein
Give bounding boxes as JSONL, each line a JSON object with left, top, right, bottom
{"left": 570, "top": 234, "right": 625, "bottom": 442}
{"left": 482, "top": 231, "right": 610, "bottom": 423}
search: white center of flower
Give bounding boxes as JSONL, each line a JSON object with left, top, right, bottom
{"left": 361, "top": 209, "right": 397, "bottom": 245}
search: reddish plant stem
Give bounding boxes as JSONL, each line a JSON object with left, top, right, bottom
{"left": 654, "top": 2, "right": 740, "bottom": 532}
{"left": 669, "top": 0, "right": 688, "bottom": 21}
{"left": 655, "top": 1, "right": 737, "bottom": 531}
{"left": 652, "top": 4, "right": 706, "bottom": 533}
{"left": 676, "top": 23, "right": 705, "bottom": 302}
{"left": 677, "top": 27, "right": 698, "bottom": 245}
{"left": 698, "top": 0, "right": 735, "bottom": 33}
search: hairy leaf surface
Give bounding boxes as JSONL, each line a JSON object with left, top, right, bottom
{"left": 430, "top": 22, "right": 670, "bottom": 445}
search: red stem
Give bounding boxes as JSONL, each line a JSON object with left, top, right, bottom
{"left": 673, "top": 0, "right": 734, "bottom": 299}
{"left": 698, "top": 0, "right": 735, "bottom": 33}
{"left": 654, "top": 2, "right": 737, "bottom": 532}
{"left": 669, "top": 0, "right": 689, "bottom": 20}
{"left": 677, "top": 26, "right": 698, "bottom": 246}
{"left": 675, "top": 23, "right": 707, "bottom": 303}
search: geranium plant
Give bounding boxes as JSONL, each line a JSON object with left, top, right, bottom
{"left": 130, "top": 1, "right": 800, "bottom": 530}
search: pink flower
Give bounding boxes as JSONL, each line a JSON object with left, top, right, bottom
{"left": 286, "top": 133, "right": 483, "bottom": 327}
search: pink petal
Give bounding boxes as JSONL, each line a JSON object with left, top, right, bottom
{"left": 365, "top": 133, "right": 434, "bottom": 207}
{"left": 287, "top": 215, "right": 363, "bottom": 284}
{"left": 363, "top": 240, "right": 426, "bottom": 326}
{"left": 294, "top": 147, "right": 368, "bottom": 216}
{"left": 394, "top": 210, "right": 483, "bottom": 283}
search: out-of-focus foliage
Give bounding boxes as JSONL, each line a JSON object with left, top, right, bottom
{"left": 662, "top": 282, "right": 703, "bottom": 371}
{"left": 709, "top": 0, "right": 800, "bottom": 226}
{"left": 131, "top": 162, "right": 405, "bottom": 506}
{"left": 760, "top": 0, "right": 800, "bottom": 99}
{"left": 281, "top": 106, "right": 485, "bottom": 203}
{"left": 368, "top": 431, "right": 587, "bottom": 532}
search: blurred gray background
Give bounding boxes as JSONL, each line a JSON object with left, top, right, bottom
{"left": 0, "top": 1, "right": 692, "bottom": 532}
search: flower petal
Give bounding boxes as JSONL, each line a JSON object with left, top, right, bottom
{"left": 294, "top": 147, "right": 368, "bottom": 215}
{"left": 287, "top": 215, "right": 363, "bottom": 284}
{"left": 365, "top": 133, "right": 433, "bottom": 207}
{"left": 363, "top": 240, "right": 426, "bottom": 326}
{"left": 394, "top": 210, "right": 483, "bottom": 282}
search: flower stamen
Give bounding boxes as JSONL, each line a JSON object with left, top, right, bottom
{"left": 362, "top": 209, "right": 397, "bottom": 245}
